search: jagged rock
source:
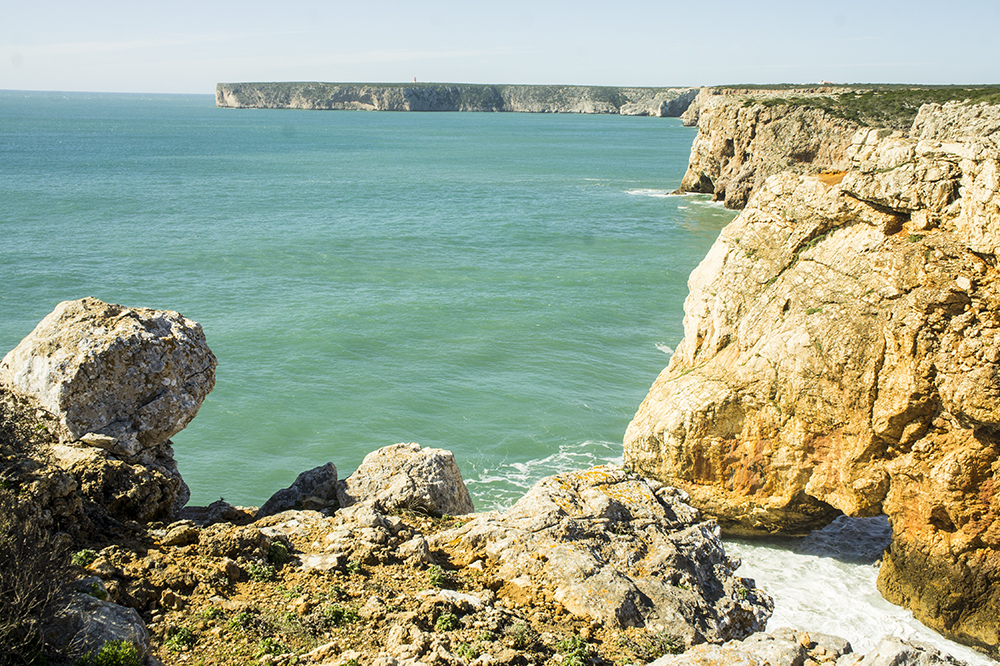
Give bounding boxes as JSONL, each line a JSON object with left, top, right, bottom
{"left": 678, "top": 90, "right": 860, "bottom": 208}
{"left": 0, "top": 297, "right": 216, "bottom": 457}
{"left": 431, "top": 465, "right": 772, "bottom": 644}
{"left": 649, "top": 627, "right": 852, "bottom": 665}
{"left": 837, "top": 635, "right": 968, "bottom": 665}
{"left": 338, "top": 443, "right": 474, "bottom": 517}
{"left": 46, "top": 592, "right": 159, "bottom": 665}
{"left": 625, "top": 102, "right": 1000, "bottom": 656}
{"left": 649, "top": 629, "right": 966, "bottom": 666}
{"left": 178, "top": 498, "right": 257, "bottom": 526}
{"left": 196, "top": 523, "right": 271, "bottom": 561}
{"left": 258, "top": 462, "right": 338, "bottom": 517}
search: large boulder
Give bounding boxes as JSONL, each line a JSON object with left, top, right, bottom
{"left": 338, "top": 443, "right": 474, "bottom": 517}
{"left": 46, "top": 593, "right": 159, "bottom": 665}
{"left": 0, "top": 297, "right": 216, "bottom": 457}
{"left": 625, "top": 102, "right": 1000, "bottom": 656}
{"left": 432, "top": 465, "right": 772, "bottom": 646}
{"left": 0, "top": 298, "right": 216, "bottom": 523}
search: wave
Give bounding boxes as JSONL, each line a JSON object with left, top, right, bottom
{"left": 465, "top": 440, "right": 623, "bottom": 511}
{"left": 624, "top": 188, "right": 674, "bottom": 198}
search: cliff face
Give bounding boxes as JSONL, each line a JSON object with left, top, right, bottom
{"left": 678, "top": 89, "right": 861, "bottom": 208}
{"left": 625, "top": 101, "right": 1000, "bottom": 656}
{"left": 215, "top": 82, "right": 699, "bottom": 117}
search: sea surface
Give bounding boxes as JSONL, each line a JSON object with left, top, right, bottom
{"left": 0, "top": 91, "right": 992, "bottom": 664}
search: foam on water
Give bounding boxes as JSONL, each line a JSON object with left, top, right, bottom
{"left": 465, "top": 440, "right": 623, "bottom": 510}
{"left": 728, "top": 518, "right": 995, "bottom": 665}
{"left": 625, "top": 188, "right": 673, "bottom": 198}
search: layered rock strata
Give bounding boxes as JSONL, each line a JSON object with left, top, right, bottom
{"left": 678, "top": 88, "right": 861, "bottom": 208}
{"left": 216, "top": 82, "right": 699, "bottom": 117}
{"left": 625, "top": 102, "right": 1000, "bottom": 656}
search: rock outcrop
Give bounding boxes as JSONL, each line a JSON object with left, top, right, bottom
{"left": 649, "top": 628, "right": 967, "bottom": 666}
{"left": 0, "top": 297, "right": 216, "bottom": 524}
{"left": 677, "top": 89, "right": 861, "bottom": 208}
{"left": 215, "top": 82, "right": 699, "bottom": 117}
{"left": 338, "top": 442, "right": 474, "bottom": 517}
{"left": 431, "top": 465, "right": 772, "bottom": 645}
{"left": 625, "top": 101, "right": 1000, "bottom": 656}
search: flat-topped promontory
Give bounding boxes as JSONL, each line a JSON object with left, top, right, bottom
{"left": 215, "top": 82, "right": 699, "bottom": 116}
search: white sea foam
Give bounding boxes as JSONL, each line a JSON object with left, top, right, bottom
{"left": 655, "top": 343, "right": 675, "bottom": 356}
{"left": 625, "top": 188, "right": 674, "bottom": 198}
{"left": 465, "top": 440, "right": 622, "bottom": 511}
{"left": 728, "top": 517, "right": 995, "bottom": 665}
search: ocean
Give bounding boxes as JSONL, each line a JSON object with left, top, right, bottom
{"left": 0, "top": 90, "right": 992, "bottom": 664}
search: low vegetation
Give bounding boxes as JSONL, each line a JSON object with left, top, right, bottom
{"left": 733, "top": 85, "right": 1000, "bottom": 129}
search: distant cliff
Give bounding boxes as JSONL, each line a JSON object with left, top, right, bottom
{"left": 215, "top": 82, "right": 699, "bottom": 117}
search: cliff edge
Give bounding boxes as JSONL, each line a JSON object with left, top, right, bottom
{"left": 215, "top": 82, "right": 699, "bottom": 117}
{"left": 625, "top": 100, "right": 1000, "bottom": 657}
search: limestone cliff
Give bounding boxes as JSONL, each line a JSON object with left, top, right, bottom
{"left": 215, "top": 82, "right": 699, "bottom": 117}
{"left": 625, "top": 101, "right": 1000, "bottom": 657}
{"left": 678, "top": 88, "right": 861, "bottom": 208}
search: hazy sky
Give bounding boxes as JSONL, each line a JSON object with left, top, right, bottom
{"left": 3, "top": 0, "right": 998, "bottom": 94}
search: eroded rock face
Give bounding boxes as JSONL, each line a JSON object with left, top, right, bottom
{"left": 0, "top": 297, "right": 216, "bottom": 457}
{"left": 625, "top": 102, "right": 1000, "bottom": 655}
{"left": 678, "top": 90, "right": 860, "bottom": 208}
{"left": 338, "top": 443, "right": 474, "bottom": 517}
{"left": 0, "top": 298, "right": 216, "bottom": 523}
{"left": 432, "top": 465, "right": 772, "bottom": 645}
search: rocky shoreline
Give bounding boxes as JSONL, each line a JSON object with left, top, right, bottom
{"left": 4, "top": 90, "right": 1000, "bottom": 665}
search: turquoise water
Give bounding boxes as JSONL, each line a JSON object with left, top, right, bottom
{"left": 3, "top": 91, "right": 994, "bottom": 664}
{"left": 1, "top": 90, "right": 734, "bottom": 508}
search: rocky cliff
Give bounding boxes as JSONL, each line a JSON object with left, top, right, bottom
{"left": 215, "top": 82, "right": 699, "bottom": 117}
{"left": 678, "top": 88, "right": 862, "bottom": 208}
{"left": 625, "top": 101, "right": 1000, "bottom": 657}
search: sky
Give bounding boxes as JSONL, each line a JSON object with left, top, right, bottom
{"left": 2, "top": 0, "right": 999, "bottom": 95}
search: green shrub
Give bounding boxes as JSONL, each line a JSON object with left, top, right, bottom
{"left": 245, "top": 561, "right": 276, "bottom": 582}
{"left": 323, "top": 603, "right": 359, "bottom": 626}
{"left": 267, "top": 541, "right": 290, "bottom": 566}
{"left": 557, "top": 634, "right": 591, "bottom": 666}
{"left": 434, "top": 612, "right": 460, "bottom": 632}
{"left": 71, "top": 549, "right": 99, "bottom": 568}
{"left": 199, "top": 606, "right": 224, "bottom": 620}
{"left": 509, "top": 621, "right": 536, "bottom": 649}
{"left": 345, "top": 560, "right": 363, "bottom": 575}
{"left": 163, "top": 626, "right": 197, "bottom": 652}
{"left": 256, "top": 637, "right": 288, "bottom": 657}
{"left": 629, "top": 631, "right": 683, "bottom": 660}
{"left": 427, "top": 564, "right": 446, "bottom": 588}
{"left": 75, "top": 640, "right": 142, "bottom": 666}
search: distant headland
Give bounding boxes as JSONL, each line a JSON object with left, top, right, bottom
{"left": 215, "top": 82, "right": 700, "bottom": 116}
